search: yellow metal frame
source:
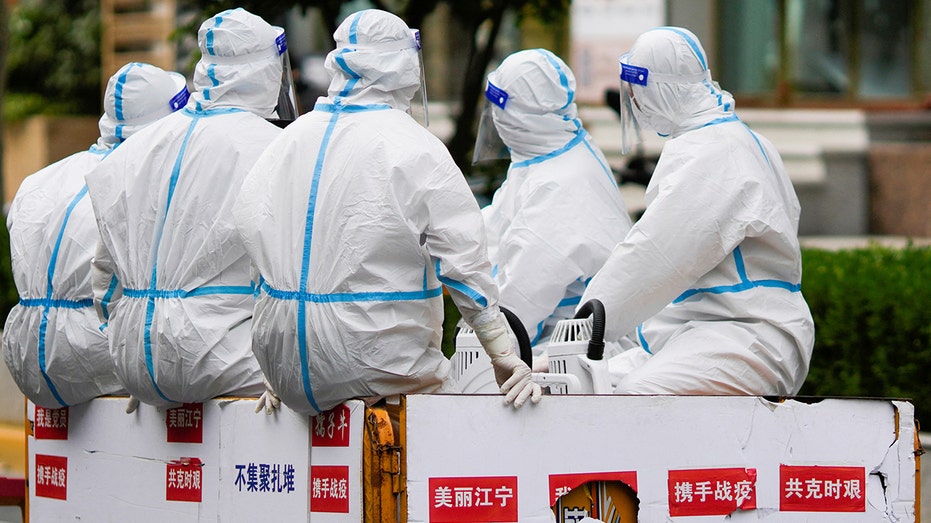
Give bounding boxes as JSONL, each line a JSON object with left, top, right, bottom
{"left": 363, "top": 400, "right": 406, "bottom": 522}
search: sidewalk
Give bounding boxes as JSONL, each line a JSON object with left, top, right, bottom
{"left": 0, "top": 357, "right": 24, "bottom": 523}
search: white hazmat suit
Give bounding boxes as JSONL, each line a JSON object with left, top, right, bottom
{"left": 234, "top": 9, "right": 540, "bottom": 415}
{"left": 2, "top": 62, "right": 188, "bottom": 408}
{"left": 581, "top": 27, "right": 815, "bottom": 395}
{"left": 480, "top": 49, "right": 632, "bottom": 353}
{"left": 85, "top": 8, "right": 284, "bottom": 407}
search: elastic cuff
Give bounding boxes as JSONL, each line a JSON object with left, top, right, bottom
{"left": 465, "top": 306, "right": 501, "bottom": 331}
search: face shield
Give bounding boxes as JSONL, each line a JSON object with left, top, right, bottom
{"left": 618, "top": 53, "right": 646, "bottom": 155}
{"left": 471, "top": 80, "right": 510, "bottom": 164}
{"left": 272, "top": 30, "right": 299, "bottom": 127}
{"left": 618, "top": 50, "right": 714, "bottom": 150}
{"left": 410, "top": 29, "right": 429, "bottom": 127}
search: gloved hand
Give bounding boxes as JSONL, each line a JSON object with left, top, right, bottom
{"left": 473, "top": 312, "right": 542, "bottom": 408}
{"left": 255, "top": 377, "right": 281, "bottom": 415}
{"left": 125, "top": 395, "right": 139, "bottom": 414}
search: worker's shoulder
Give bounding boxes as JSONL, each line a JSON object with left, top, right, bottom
{"left": 364, "top": 114, "right": 450, "bottom": 157}
{"left": 17, "top": 150, "right": 99, "bottom": 196}
{"left": 192, "top": 112, "right": 282, "bottom": 150}
{"left": 367, "top": 110, "right": 435, "bottom": 138}
{"left": 529, "top": 148, "right": 612, "bottom": 185}
{"left": 204, "top": 110, "right": 282, "bottom": 134}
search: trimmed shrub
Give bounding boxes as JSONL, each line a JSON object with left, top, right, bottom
{"left": 800, "top": 244, "right": 931, "bottom": 425}
{"left": 0, "top": 212, "right": 17, "bottom": 326}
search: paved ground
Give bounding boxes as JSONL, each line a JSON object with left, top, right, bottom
{"left": 0, "top": 359, "right": 22, "bottom": 426}
{"left": 0, "top": 506, "right": 20, "bottom": 523}
{"left": 0, "top": 358, "right": 23, "bottom": 523}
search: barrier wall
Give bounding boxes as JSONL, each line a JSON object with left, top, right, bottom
{"left": 27, "top": 397, "right": 367, "bottom": 522}
{"left": 28, "top": 395, "right": 918, "bottom": 522}
{"left": 404, "top": 395, "right": 917, "bottom": 522}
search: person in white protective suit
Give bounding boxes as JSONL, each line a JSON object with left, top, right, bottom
{"left": 2, "top": 62, "right": 189, "bottom": 408}
{"left": 581, "top": 27, "right": 815, "bottom": 395}
{"left": 85, "top": 8, "right": 289, "bottom": 411}
{"left": 233, "top": 9, "right": 542, "bottom": 416}
{"left": 477, "top": 49, "right": 633, "bottom": 362}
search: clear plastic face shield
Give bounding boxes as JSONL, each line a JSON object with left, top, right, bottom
{"left": 273, "top": 30, "right": 299, "bottom": 127}
{"left": 618, "top": 53, "right": 646, "bottom": 155}
{"left": 410, "top": 29, "right": 429, "bottom": 127}
{"left": 471, "top": 80, "right": 510, "bottom": 164}
{"left": 618, "top": 52, "right": 712, "bottom": 151}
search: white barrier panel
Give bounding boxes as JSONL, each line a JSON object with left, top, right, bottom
{"left": 28, "top": 395, "right": 918, "bottom": 522}
{"left": 27, "top": 397, "right": 366, "bottom": 522}
{"left": 404, "top": 395, "right": 917, "bottom": 522}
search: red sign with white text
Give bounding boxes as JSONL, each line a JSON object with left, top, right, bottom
{"left": 166, "top": 403, "right": 203, "bottom": 443}
{"left": 35, "top": 454, "right": 67, "bottom": 500}
{"left": 668, "top": 467, "right": 757, "bottom": 516}
{"left": 34, "top": 406, "right": 69, "bottom": 440}
{"left": 428, "top": 476, "right": 518, "bottom": 522}
{"left": 311, "top": 404, "right": 351, "bottom": 447}
{"left": 166, "top": 458, "right": 203, "bottom": 502}
{"left": 548, "top": 471, "right": 638, "bottom": 506}
{"left": 780, "top": 465, "right": 866, "bottom": 512}
{"left": 310, "top": 465, "right": 350, "bottom": 513}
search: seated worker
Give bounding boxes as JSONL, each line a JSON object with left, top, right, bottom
{"left": 85, "top": 8, "right": 290, "bottom": 411}
{"left": 233, "top": 9, "right": 541, "bottom": 415}
{"left": 476, "top": 49, "right": 633, "bottom": 366}
{"left": 582, "top": 27, "right": 815, "bottom": 395}
{"left": 2, "top": 62, "right": 188, "bottom": 408}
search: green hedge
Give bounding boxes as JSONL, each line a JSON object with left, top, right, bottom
{"left": 799, "top": 244, "right": 931, "bottom": 425}
{"left": 0, "top": 213, "right": 18, "bottom": 327}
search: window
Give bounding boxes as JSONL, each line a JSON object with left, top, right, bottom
{"left": 718, "top": 0, "right": 925, "bottom": 106}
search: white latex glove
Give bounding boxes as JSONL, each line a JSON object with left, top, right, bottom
{"left": 473, "top": 312, "right": 542, "bottom": 408}
{"left": 125, "top": 396, "right": 139, "bottom": 414}
{"left": 255, "top": 378, "right": 281, "bottom": 415}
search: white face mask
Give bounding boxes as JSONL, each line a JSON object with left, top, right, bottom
{"left": 620, "top": 51, "right": 714, "bottom": 139}
{"left": 630, "top": 85, "right": 674, "bottom": 136}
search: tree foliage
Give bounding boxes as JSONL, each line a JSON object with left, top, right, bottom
{"left": 0, "top": 213, "right": 18, "bottom": 325}
{"left": 177, "top": 0, "right": 441, "bottom": 40}
{"left": 444, "top": 0, "right": 567, "bottom": 168}
{"left": 2, "top": 0, "right": 568, "bottom": 162}
{"left": 4, "top": 0, "right": 101, "bottom": 121}
{"left": 179, "top": 0, "right": 569, "bottom": 170}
